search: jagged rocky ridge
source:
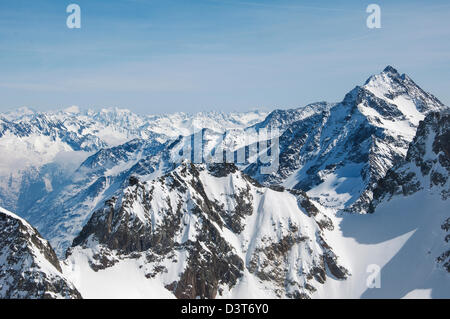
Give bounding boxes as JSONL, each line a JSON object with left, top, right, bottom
{"left": 0, "top": 207, "right": 81, "bottom": 299}
{"left": 66, "top": 162, "right": 348, "bottom": 299}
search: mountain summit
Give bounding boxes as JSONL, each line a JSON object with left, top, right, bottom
{"left": 246, "top": 66, "right": 447, "bottom": 212}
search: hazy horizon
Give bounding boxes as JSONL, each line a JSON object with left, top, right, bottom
{"left": 1, "top": 0, "right": 449, "bottom": 114}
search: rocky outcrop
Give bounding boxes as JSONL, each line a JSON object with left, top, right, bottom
{"left": 0, "top": 207, "right": 81, "bottom": 299}
{"left": 370, "top": 112, "right": 450, "bottom": 209}
{"left": 437, "top": 217, "right": 450, "bottom": 273}
{"left": 68, "top": 162, "right": 348, "bottom": 299}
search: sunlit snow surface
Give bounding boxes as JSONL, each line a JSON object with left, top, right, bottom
{"left": 313, "top": 191, "right": 449, "bottom": 298}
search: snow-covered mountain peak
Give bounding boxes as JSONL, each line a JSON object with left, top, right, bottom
{"left": 364, "top": 65, "right": 402, "bottom": 87}
{"left": 1, "top": 106, "right": 37, "bottom": 121}
{"left": 245, "top": 66, "right": 447, "bottom": 212}
{"left": 63, "top": 106, "right": 81, "bottom": 114}
{"left": 251, "top": 102, "right": 333, "bottom": 132}
{"left": 99, "top": 106, "right": 132, "bottom": 114}
{"left": 382, "top": 65, "right": 400, "bottom": 75}
{"left": 362, "top": 65, "right": 445, "bottom": 114}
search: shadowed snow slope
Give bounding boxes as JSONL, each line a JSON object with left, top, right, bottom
{"left": 315, "top": 112, "right": 450, "bottom": 298}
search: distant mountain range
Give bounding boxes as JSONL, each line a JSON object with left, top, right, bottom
{"left": 0, "top": 66, "right": 448, "bottom": 299}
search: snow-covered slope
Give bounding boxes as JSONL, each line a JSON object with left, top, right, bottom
{"left": 63, "top": 162, "right": 348, "bottom": 299}
{"left": 314, "top": 111, "right": 449, "bottom": 298}
{"left": 0, "top": 206, "right": 81, "bottom": 299}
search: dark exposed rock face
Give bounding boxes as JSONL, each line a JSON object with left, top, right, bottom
{"left": 128, "top": 175, "right": 139, "bottom": 186}
{"left": 207, "top": 163, "right": 238, "bottom": 177}
{"left": 0, "top": 208, "right": 81, "bottom": 299}
{"left": 69, "top": 162, "right": 348, "bottom": 299}
{"left": 168, "top": 237, "right": 243, "bottom": 299}
{"left": 71, "top": 163, "right": 245, "bottom": 299}
{"left": 438, "top": 218, "right": 450, "bottom": 273}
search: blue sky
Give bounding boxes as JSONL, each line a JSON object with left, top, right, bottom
{"left": 0, "top": 0, "right": 449, "bottom": 114}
